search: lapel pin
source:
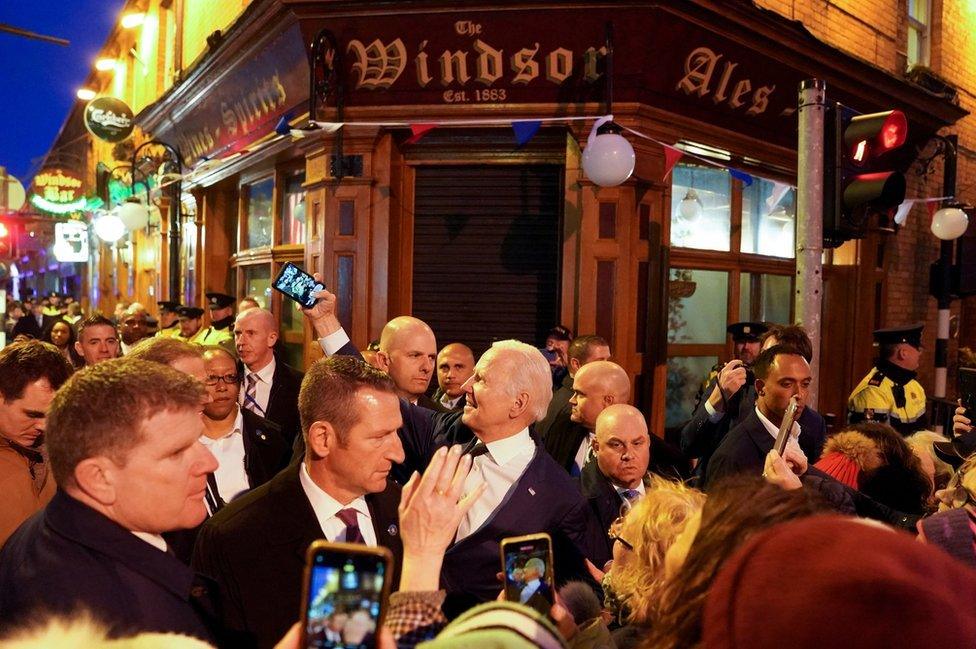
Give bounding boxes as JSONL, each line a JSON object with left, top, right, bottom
{"left": 388, "top": 524, "right": 398, "bottom": 536}
{"left": 528, "top": 488, "right": 536, "bottom": 496}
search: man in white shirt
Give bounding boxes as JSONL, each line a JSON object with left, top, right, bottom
{"left": 433, "top": 343, "right": 475, "bottom": 410}
{"left": 192, "top": 355, "right": 405, "bottom": 649}
{"left": 234, "top": 308, "right": 303, "bottom": 446}
{"left": 704, "top": 344, "right": 811, "bottom": 490}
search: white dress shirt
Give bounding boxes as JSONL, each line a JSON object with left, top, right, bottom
{"left": 299, "top": 463, "right": 377, "bottom": 546}
{"left": 755, "top": 407, "right": 806, "bottom": 461}
{"left": 199, "top": 408, "right": 250, "bottom": 504}
{"left": 131, "top": 531, "right": 168, "bottom": 553}
{"left": 456, "top": 428, "right": 535, "bottom": 541}
{"left": 572, "top": 433, "right": 595, "bottom": 474}
{"left": 519, "top": 579, "right": 542, "bottom": 603}
{"left": 614, "top": 480, "right": 646, "bottom": 500}
{"left": 240, "top": 356, "right": 276, "bottom": 415}
{"left": 319, "top": 329, "right": 351, "bottom": 356}
{"left": 440, "top": 393, "right": 465, "bottom": 409}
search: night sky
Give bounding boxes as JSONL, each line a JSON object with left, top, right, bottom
{"left": 0, "top": 1, "right": 123, "bottom": 185}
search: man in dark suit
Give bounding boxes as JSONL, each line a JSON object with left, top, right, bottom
{"left": 234, "top": 308, "right": 303, "bottom": 446}
{"left": 10, "top": 300, "right": 45, "bottom": 340}
{"left": 704, "top": 344, "right": 813, "bottom": 490}
{"left": 581, "top": 404, "right": 654, "bottom": 567}
{"left": 193, "top": 356, "right": 404, "bottom": 649}
{"left": 682, "top": 324, "right": 826, "bottom": 485}
{"left": 302, "top": 290, "right": 599, "bottom": 615}
{"left": 546, "top": 360, "right": 630, "bottom": 475}
{"left": 375, "top": 315, "right": 442, "bottom": 410}
{"left": 0, "top": 359, "right": 221, "bottom": 641}
{"left": 538, "top": 335, "right": 610, "bottom": 455}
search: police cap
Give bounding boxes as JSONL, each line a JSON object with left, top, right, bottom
{"left": 177, "top": 306, "right": 205, "bottom": 319}
{"left": 205, "top": 292, "right": 235, "bottom": 309}
{"left": 873, "top": 323, "right": 924, "bottom": 349}
{"left": 727, "top": 321, "right": 768, "bottom": 342}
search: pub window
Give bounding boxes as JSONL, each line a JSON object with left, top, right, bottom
{"left": 907, "top": 0, "right": 931, "bottom": 69}
{"left": 666, "top": 355, "right": 719, "bottom": 429}
{"left": 276, "top": 259, "right": 307, "bottom": 369}
{"left": 241, "top": 176, "right": 274, "bottom": 250}
{"left": 279, "top": 170, "right": 307, "bottom": 245}
{"left": 670, "top": 163, "right": 731, "bottom": 252}
{"left": 739, "top": 272, "right": 793, "bottom": 325}
{"left": 241, "top": 264, "right": 271, "bottom": 308}
{"left": 667, "top": 268, "right": 729, "bottom": 345}
{"left": 740, "top": 176, "right": 796, "bottom": 258}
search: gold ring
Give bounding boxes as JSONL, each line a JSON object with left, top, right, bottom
{"left": 435, "top": 489, "right": 446, "bottom": 496}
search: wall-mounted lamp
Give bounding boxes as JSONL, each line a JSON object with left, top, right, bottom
{"left": 76, "top": 88, "right": 96, "bottom": 101}
{"left": 121, "top": 12, "right": 145, "bottom": 29}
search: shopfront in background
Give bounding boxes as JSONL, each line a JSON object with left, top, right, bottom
{"left": 134, "top": 0, "right": 962, "bottom": 434}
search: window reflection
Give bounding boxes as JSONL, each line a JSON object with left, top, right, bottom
{"left": 670, "top": 164, "right": 731, "bottom": 252}
{"left": 244, "top": 177, "right": 274, "bottom": 249}
{"left": 280, "top": 171, "right": 307, "bottom": 245}
{"left": 741, "top": 177, "right": 796, "bottom": 258}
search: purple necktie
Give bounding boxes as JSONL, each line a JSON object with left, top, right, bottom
{"left": 336, "top": 508, "right": 364, "bottom": 544}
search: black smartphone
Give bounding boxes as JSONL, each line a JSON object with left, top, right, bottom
{"left": 273, "top": 262, "right": 325, "bottom": 308}
{"left": 960, "top": 367, "right": 976, "bottom": 416}
{"left": 500, "top": 533, "right": 555, "bottom": 615}
{"left": 299, "top": 541, "right": 393, "bottom": 649}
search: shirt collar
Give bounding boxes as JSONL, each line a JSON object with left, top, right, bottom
{"left": 246, "top": 355, "right": 276, "bottom": 383}
{"left": 440, "top": 393, "right": 464, "bottom": 409}
{"left": 615, "top": 481, "right": 646, "bottom": 498}
{"left": 299, "top": 462, "right": 370, "bottom": 519}
{"left": 484, "top": 427, "right": 534, "bottom": 467}
{"left": 199, "top": 408, "right": 244, "bottom": 445}
{"left": 755, "top": 406, "right": 801, "bottom": 441}
{"left": 131, "top": 531, "right": 168, "bottom": 553}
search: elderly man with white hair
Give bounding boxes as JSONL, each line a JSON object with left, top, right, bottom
{"left": 303, "top": 280, "right": 599, "bottom": 615}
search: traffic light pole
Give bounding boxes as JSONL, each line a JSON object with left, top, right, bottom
{"left": 796, "top": 79, "right": 826, "bottom": 409}
{"left": 932, "top": 134, "right": 957, "bottom": 400}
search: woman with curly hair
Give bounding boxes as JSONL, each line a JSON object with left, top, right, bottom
{"left": 642, "top": 476, "right": 830, "bottom": 649}
{"left": 603, "top": 475, "right": 706, "bottom": 630}
{"left": 41, "top": 318, "right": 82, "bottom": 369}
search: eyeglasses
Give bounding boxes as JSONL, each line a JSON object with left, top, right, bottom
{"left": 943, "top": 471, "right": 976, "bottom": 509}
{"left": 204, "top": 373, "right": 240, "bottom": 386}
{"left": 608, "top": 516, "right": 633, "bottom": 551}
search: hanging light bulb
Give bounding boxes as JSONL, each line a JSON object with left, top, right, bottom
{"left": 679, "top": 189, "right": 703, "bottom": 221}
{"left": 581, "top": 115, "right": 635, "bottom": 187}
{"left": 931, "top": 207, "right": 969, "bottom": 240}
{"left": 93, "top": 210, "right": 126, "bottom": 242}
{"left": 117, "top": 197, "right": 150, "bottom": 231}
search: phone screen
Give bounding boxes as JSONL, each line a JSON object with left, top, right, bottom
{"left": 303, "top": 550, "right": 387, "bottom": 649}
{"left": 502, "top": 535, "right": 554, "bottom": 615}
{"left": 273, "top": 262, "right": 324, "bottom": 308}
{"left": 960, "top": 368, "right": 976, "bottom": 415}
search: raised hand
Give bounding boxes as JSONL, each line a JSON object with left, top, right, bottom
{"left": 300, "top": 272, "right": 342, "bottom": 338}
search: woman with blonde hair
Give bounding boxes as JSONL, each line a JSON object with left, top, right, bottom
{"left": 604, "top": 475, "right": 706, "bottom": 629}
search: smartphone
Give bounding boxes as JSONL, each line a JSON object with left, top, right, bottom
{"left": 960, "top": 367, "right": 976, "bottom": 416}
{"left": 500, "top": 533, "right": 555, "bottom": 615}
{"left": 299, "top": 541, "right": 393, "bottom": 649}
{"left": 273, "top": 262, "right": 325, "bottom": 308}
{"left": 773, "top": 395, "right": 799, "bottom": 457}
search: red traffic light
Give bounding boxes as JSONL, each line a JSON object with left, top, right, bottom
{"left": 844, "top": 110, "right": 908, "bottom": 161}
{"left": 0, "top": 223, "right": 7, "bottom": 238}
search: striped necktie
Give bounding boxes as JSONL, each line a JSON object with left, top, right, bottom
{"left": 336, "top": 508, "right": 365, "bottom": 544}
{"left": 243, "top": 372, "right": 263, "bottom": 415}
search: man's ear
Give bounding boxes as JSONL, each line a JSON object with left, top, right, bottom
{"left": 73, "top": 457, "right": 118, "bottom": 506}
{"left": 569, "top": 358, "right": 582, "bottom": 375}
{"left": 755, "top": 377, "right": 766, "bottom": 396}
{"left": 74, "top": 340, "right": 84, "bottom": 355}
{"left": 375, "top": 351, "right": 392, "bottom": 373}
{"left": 306, "top": 420, "right": 336, "bottom": 459}
{"left": 510, "top": 390, "right": 531, "bottom": 419}
{"left": 267, "top": 330, "right": 280, "bottom": 347}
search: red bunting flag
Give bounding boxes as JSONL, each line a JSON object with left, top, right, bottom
{"left": 406, "top": 123, "right": 438, "bottom": 144}
{"left": 663, "top": 145, "right": 683, "bottom": 181}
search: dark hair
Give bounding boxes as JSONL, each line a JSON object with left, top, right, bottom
{"left": 760, "top": 324, "right": 813, "bottom": 362}
{"left": 568, "top": 334, "right": 609, "bottom": 365}
{"left": 366, "top": 339, "right": 381, "bottom": 352}
{"left": 41, "top": 317, "right": 83, "bottom": 367}
{"left": 76, "top": 313, "right": 117, "bottom": 341}
{"left": 879, "top": 342, "right": 899, "bottom": 363}
{"left": 46, "top": 358, "right": 206, "bottom": 487}
{"left": 751, "top": 343, "right": 806, "bottom": 381}
{"left": 643, "top": 477, "right": 830, "bottom": 649}
{"left": 126, "top": 337, "right": 204, "bottom": 366}
{"left": 845, "top": 421, "right": 932, "bottom": 514}
{"left": 299, "top": 355, "right": 397, "bottom": 444}
{"left": 0, "top": 339, "right": 73, "bottom": 401}
{"left": 546, "top": 325, "right": 573, "bottom": 342}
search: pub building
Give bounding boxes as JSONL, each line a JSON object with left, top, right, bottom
{"left": 77, "top": 0, "right": 965, "bottom": 434}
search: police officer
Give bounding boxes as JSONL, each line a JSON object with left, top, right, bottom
{"left": 195, "top": 292, "right": 236, "bottom": 355}
{"left": 848, "top": 323, "right": 928, "bottom": 436}
{"left": 693, "top": 321, "right": 768, "bottom": 409}
{"left": 176, "top": 306, "right": 206, "bottom": 342}
{"left": 156, "top": 301, "right": 182, "bottom": 338}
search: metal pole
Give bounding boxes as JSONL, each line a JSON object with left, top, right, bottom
{"left": 933, "top": 134, "right": 957, "bottom": 400}
{"left": 796, "top": 79, "right": 826, "bottom": 409}
{"left": 169, "top": 180, "right": 181, "bottom": 302}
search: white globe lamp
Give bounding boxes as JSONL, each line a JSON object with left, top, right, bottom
{"left": 930, "top": 207, "right": 969, "bottom": 241}
{"left": 93, "top": 210, "right": 126, "bottom": 243}
{"left": 679, "top": 189, "right": 703, "bottom": 221}
{"left": 581, "top": 115, "right": 635, "bottom": 187}
{"left": 117, "top": 197, "right": 150, "bottom": 231}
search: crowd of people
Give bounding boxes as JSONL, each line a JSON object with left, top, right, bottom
{"left": 0, "top": 278, "right": 975, "bottom": 649}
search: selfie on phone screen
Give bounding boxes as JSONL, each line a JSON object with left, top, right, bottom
{"left": 502, "top": 535, "right": 554, "bottom": 615}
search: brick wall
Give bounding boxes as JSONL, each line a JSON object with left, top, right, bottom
{"left": 756, "top": 0, "right": 976, "bottom": 395}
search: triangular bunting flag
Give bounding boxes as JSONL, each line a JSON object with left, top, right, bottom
{"left": 729, "top": 168, "right": 754, "bottom": 186}
{"left": 893, "top": 200, "right": 914, "bottom": 226}
{"left": 406, "top": 123, "right": 438, "bottom": 144}
{"left": 663, "top": 145, "right": 683, "bottom": 181}
{"left": 512, "top": 120, "right": 542, "bottom": 147}
{"left": 274, "top": 114, "right": 293, "bottom": 137}
{"left": 765, "top": 181, "right": 791, "bottom": 212}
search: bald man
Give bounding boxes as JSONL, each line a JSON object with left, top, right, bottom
{"left": 234, "top": 308, "right": 304, "bottom": 446}
{"left": 376, "top": 316, "right": 441, "bottom": 409}
{"left": 433, "top": 343, "right": 476, "bottom": 410}
{"left": 545, "top": 360, "right": 631, "bottom": 475}
{"left": 583, "top": 404, "right": 652, "bottom": 567}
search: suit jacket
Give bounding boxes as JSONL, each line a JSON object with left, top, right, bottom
{"left": 165, "top": 409, "right": 292, "bottom": 564}
{"left": 579, "top": 462, "right": 660, "bottom": 568}
{"left": 0, "top": 491, "right": 218, "bottom": 642}
{"left": 192, "top": 464, "right": 403, "bottom": 649}
{"left": 430, "top": 388, "right": 465, "bottom": 411}
{"left": 537, "top": 374, "right": 574, "bottom": 439}
{"left": 11, "top": 315, "right": 43, "bottom": 340}
{"left": 682, "top": 382, "right": 827, "bottom": 483}
{"left": 398, "top": 403, "right": 599, "bottom": 616}
{"left": 264, "top": 361, "right": 304, "bottom": 447}
{"left": 417, "top": 393, "right": 452, "bottom": 413}
{"left": 702, "top": 409, "right": 775, "bottom": 491}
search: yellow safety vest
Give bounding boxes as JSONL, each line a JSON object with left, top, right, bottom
{"left": 848, "top": 367, "right": 928, "bottom": 435}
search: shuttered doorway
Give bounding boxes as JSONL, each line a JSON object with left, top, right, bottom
{"left": 412, "top": 165, "right": 562, "bottom": 357}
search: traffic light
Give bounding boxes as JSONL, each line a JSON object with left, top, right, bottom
{"left": 0, "top": 221, "right": 12, "bottom": 259}
{"left": 823, "top": 103, "right": 909, "bottom": 248}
